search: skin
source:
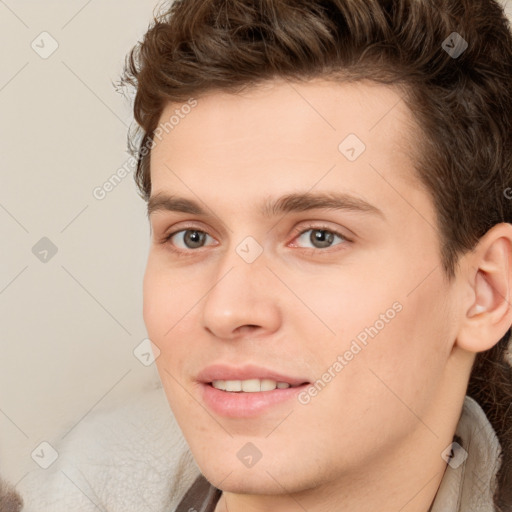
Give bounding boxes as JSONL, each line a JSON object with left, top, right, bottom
{"left": 143, "top": 78, "right": 512, "bottom": 512}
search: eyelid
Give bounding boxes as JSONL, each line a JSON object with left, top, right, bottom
{"left": 159, "top": 221, "right": 217, "bottom": 243}
{"left": 160, "top": 224, "right": 217, "bottom": 249}
{"left": 289, "top": 222, "right": 353, "bottom": 244}
{"left": 159, "top": 221, "right": 353, "bottom": 254}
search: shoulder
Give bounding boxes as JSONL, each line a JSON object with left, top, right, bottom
{"left": 17, "top": 385, "right": 201, "bottom": 512}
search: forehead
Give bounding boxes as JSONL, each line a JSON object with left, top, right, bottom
{"left": 149, "top": 78, "right": 425, "bottom": 205}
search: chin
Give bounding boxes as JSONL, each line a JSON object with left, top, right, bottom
{"left": 208, "top": 471, "right": 285, "bottom": 495}
{"left": 200, "top": 460, "right": 316, "bottom": 496}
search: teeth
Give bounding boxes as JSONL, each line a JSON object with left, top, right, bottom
{"left": 211, "top": 379, "right": 292, "bottom": 392}
{"left": 225, "top": 380, "right": 242, "bottom": 392}
{"left": 261, "top": 379, "right": 277, "bottom": 391}
{"left": 242, "top": 379, "right": 261, "bottom": 392}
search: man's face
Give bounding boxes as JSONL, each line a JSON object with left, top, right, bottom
{"left": 144, "top": 79, "right": 459, "bottom": 495}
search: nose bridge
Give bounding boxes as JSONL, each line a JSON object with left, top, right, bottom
{"left": 200, "top": 234, "right": 281, "bottom": 338}
{"left": 212, "top": 232, "right": 268, "bottom": 293}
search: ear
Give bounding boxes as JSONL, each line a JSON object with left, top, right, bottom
{"left": 456, "top": 222, "right": 512, "bottom": 353}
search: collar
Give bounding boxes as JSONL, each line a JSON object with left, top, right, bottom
{"left": 430, "top": 395, "right": 502, "bottom": 512}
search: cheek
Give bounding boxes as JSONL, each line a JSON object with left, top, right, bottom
{"left": 308, "top": 264, "right": 452, "bottom": 419}
{"left": 143, "top": 264, "right": 193, "bottom": 414}
{"left": 142, "top": 257, "right": 192, "bottom": 337}
{"left": 347, "top": 279, "right": 452, "bottom": 413}
{"left": 142, "top": 259, "right": 205, "bottom": 379}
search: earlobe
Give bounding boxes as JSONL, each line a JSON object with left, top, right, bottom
{"left": 456, "top": 223, "right": 512, "bottom": 353}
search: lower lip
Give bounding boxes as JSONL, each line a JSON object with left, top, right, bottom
{"left": 200, "top": 382, "right": 310, "bottom": 418}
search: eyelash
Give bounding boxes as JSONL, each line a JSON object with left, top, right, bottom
{"left": 159, "top": 223, "right": 352, "bottom": 257}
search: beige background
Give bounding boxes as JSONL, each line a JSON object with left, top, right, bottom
{"left": 1, "top": 0, "right": 511, "bottom": 489}
{"left": 0, "top": 0, "right": 163, "bottom": 485}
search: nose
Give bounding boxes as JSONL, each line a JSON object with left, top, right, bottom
{"left": 200, "top": 246, "right": 282, "bottom": 340}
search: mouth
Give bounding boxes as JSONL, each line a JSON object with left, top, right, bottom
{"left": 197, "top": 363, "right": 310, "bottom": 388}
{"left": 196, "top": 364, "right": 311, "bottom": 418}
{"left": 208, "top": 378, "right": 308, "bottom": 392}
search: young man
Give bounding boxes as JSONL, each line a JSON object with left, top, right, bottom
{"left": 121, "top": 0, "right": 512, "bottom": 510}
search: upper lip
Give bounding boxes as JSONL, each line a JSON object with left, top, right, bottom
{"left": 197, "top": 364, "right": 310, "bottom": 387}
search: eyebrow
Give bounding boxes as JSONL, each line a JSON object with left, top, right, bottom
{"left": 147, "top": 191, "right": 384, "bottom": 220}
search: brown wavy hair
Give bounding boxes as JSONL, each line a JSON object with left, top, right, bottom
{"left": 119, "top": 0, "right": 512, "bottom": 509}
